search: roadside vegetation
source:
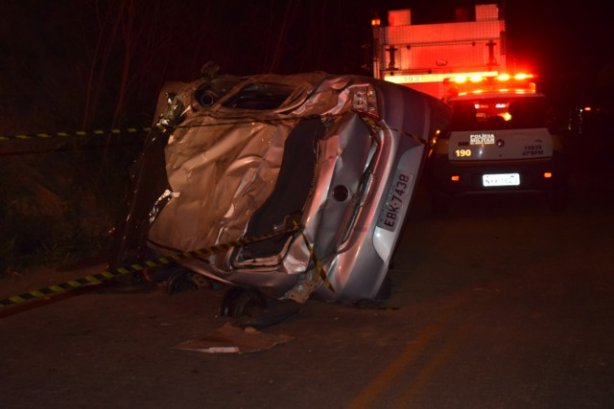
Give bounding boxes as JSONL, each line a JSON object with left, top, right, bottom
{"left": 1, "top": 1, "right": 365, "bottom": 278}
{"left": 0, "top": 141, "right": 141, "bottom": 276}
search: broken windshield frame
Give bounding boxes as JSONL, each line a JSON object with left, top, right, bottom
{"left": 221, "top": 82, "right": 296, "bottom": 110}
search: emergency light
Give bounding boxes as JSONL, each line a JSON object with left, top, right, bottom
{"left": 445, "top": 72, "right": 537, "bottom": 97}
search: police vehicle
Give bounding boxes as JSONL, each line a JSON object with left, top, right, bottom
{"left": 426, "top": 73, "right": 569, "bottom": 212}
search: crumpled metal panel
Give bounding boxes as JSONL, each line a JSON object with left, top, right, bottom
{"left": 148, "top": 119, "right": 291, "bottom": 252}
{"left": 147, "top": 73, "right": 363, "bottom": 255}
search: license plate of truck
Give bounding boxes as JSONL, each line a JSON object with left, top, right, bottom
{"left": 482, "top": 173, "right": 520, "bottom": 187}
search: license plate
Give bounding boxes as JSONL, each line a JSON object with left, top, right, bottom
{"left": 482, "top": 173, "right": 520, "bottom": 187}
{"left": 377, "top": 171, "right": 413, "bottom": 231}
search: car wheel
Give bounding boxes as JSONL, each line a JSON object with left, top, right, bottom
{"left": 165, "top": 268, "right": 201, "bottom": 294}
{"left": 220, "top": 287, "right": 267, "bottom": 319}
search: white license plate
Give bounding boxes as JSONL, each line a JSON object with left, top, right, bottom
{"left": 482, "top": 173, "right": 520, "bottom": 187}
{"left": 378, "top": 171, "right": 413, "bottom": 231}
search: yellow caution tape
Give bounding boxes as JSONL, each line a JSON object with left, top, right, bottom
{"left": 0, "top": 127, "right": 151, "bottom": 143}
{"left": 0, "top": 224, "right": 300, "bottom": 310}
{"left": 290, "top": 219, "right": 335, "bottom": 293}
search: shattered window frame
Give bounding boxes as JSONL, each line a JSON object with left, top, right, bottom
{"left": 221, "top": 82, "right": 297, "bottom": 110}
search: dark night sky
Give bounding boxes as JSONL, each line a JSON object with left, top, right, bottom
{"left": 191, "top": 0, "right": 613, "bottom": 86}
{"left": 176, "top": 0, "right": 613, "bottom": 87}
{"left": 1, "top": 0, "right": 612, "bottom": 130}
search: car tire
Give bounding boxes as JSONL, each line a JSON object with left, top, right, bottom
{"left": 166, "top": 270, "right": 199, "bottom": 294}
{"left": 220, "top": 287, "right": 267, "bottom": 319}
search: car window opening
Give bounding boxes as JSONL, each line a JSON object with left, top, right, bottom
{"left": 222, "top": 83, "right": 296, "bottom": 110}
{"left": 234, "top": 117, "right": 324, "bottom": 262}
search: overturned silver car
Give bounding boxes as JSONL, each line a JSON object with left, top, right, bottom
{"left": 113, "top": 68, "right": 449, "bottom": 309}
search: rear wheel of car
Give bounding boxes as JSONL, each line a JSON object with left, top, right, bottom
{"left": 220, "top": 287, "right": 267, "bottom": 319}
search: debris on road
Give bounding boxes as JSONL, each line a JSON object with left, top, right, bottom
{"left": 175, "top": 322, "right": 294, "bottom": 354}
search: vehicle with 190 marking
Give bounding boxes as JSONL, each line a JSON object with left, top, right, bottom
{"left": 426, "top": 73, "right": 569, "bottom": 211}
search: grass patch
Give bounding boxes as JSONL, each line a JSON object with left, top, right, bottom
{"left": 0, "top": 140, "right": 142, "bottom": 277}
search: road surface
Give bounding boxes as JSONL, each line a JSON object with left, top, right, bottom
{"left": 1, "top": 132, "right": 613, "bottom": 409}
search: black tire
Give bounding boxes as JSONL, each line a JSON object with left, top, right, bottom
{"left": 165, "top": 269, "right": 199, "bottom": 294}
{"left": 220, "top": 287, "right": 266, "bottom": 319}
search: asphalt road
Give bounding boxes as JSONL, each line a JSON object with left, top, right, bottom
{"left": 1, "top": 131, "right": 613, "bottom": 409}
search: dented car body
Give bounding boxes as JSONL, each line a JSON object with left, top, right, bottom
{"left": 114, "top": 71, "right": 450, "bottom": 304}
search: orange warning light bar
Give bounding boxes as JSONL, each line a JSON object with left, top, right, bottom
{"left": 447, "top": 72, "right": 537, "bottom": 96}
{"left": 384, "top": 71, "right": 498, "bottom": 85}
